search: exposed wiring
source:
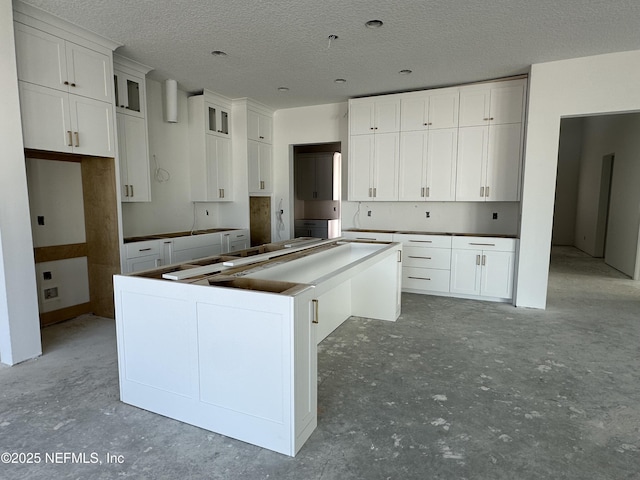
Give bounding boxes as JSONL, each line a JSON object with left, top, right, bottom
{"left": 153, "top": 154, "right": 170, "bottom": 183}
{"left": 275, "top": 198, "right": 285, "bottom": 240}
{"left": 353, "top": 202, "right": 361, "bottom": 228}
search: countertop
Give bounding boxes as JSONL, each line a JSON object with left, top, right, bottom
{"left": 342, "top": 228, "right": 518, "bottom": 239}
{"left": 124, "top": 228, "right": 241, "bottom": 244}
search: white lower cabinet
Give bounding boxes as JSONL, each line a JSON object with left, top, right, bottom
{"left": 221, "top": 229, "right": 249, "bottom": 253}
{"left": 172, "top": 233, "right": 223, "bottom": 263}
{"left": 124, "top": 240, "right": 163, "bottom": 273}
{"left": 450, "top": 236, "right": 516, "bottom": 300}
{"left": 341, "top": 231, "right": 394, "bottom": 242}
{"left": 394, "top": 234, "right": 452, "bottom": 295}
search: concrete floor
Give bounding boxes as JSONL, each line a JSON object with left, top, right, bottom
{"left": 1, "top": 246, "right": 639, "bottom": 479}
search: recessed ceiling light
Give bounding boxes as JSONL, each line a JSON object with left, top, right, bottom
{"left": 211, "top": 50, "right": 227, "bottom": 57}
{"left": 399, "top": 69, "right": 412, "bottom": 75}
{"left": 365, "top": 20, "right": 383, "bottom": 28}
{"left": 334, "top": 78, "right": 347, "bottom": 84}
{"left": 277, "top": 86, "right": 290, "bottom": 92}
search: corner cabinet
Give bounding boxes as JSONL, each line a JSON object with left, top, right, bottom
{"left": 14, "top": 20, "right": 117, "bottom": 158}
{"left": 188, "top": 91, "right": 233, "bottom": 202}
{"left": 114, "top": 55, "right": 152, "bottom": 202}
{"left": 247, "top": 105, "right": 273, "bottom": 195}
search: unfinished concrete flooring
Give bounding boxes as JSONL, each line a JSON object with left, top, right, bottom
{"left": 1, "top": 246, "right": 639, "bottom": 479}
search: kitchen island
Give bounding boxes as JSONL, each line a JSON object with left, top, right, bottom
{"left": 113, "top": 238, "right": 402, "bottom": 456}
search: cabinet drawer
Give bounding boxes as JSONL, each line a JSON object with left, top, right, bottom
{"left": 227, "top": 230, "right": 248, "bottom": 241}
{"left": 451, "top": 236, "right": 516, "bottom": 252}
{"left": 403, "top": 246, "right": 451, "bottom": 269}
{"left": 342, "top": 231, "right": 394, "bottom": 242}
{"left": 173, "top": 233, "right": 222, "bottom": 251}
{"left": 393, "top": 233, "right": 452, "bottom": 248}
{"left": 125, "top": 239, "right": 160, "bottom": 259}
{"left": 402, "top": 267, "right": 450, "bottom": 293}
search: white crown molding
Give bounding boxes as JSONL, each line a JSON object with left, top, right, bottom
{"left": 114, "top": 54, "right": 153, "bottom": 76}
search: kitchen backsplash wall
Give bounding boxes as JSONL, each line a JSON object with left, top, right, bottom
{"left": 121, "top": 78, "right": 222, "bottom": 237}
{"left": 341, "top": 201, "right": 520, "bottom": 235}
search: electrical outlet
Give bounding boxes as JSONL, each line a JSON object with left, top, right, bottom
{"left": 43, "top": 286, "right": 58, "bottom": 300}
{"left": 367, "top": 210, "right": 372, "bottom": 217}
{"left": 425, "top": 211, "right": 431, "bottom": 218}
{"left": 43, "top": 271, "right": 52, "bottom": 280}
{"left": 492, "top": 212, "right": 498, "bottom": 220}
{"left": 37, "top": 215, "right": 45, "bottom": 225}
{"left": 205, "top": 209, "right": 209, "bottom": 216}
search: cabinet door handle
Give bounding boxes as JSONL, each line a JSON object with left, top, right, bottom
{"left": 369, "top": 187, "right": 372, "bottom": 197}
{"left": 482, "top": 255, "right": 486, "bottom": 266}
{"left": 260, "top": 180, "right": 265, "bottom": 190}
{"left": 476, "top": 254, "right": 481, "bottom": 265}
{"left": 74, "top": 131, "right": 79, "bottom": 147}
{"left": 489, "top": 117, "right": 494, "bottom": 121}
{"left": 130, "top": 185, "right": 134, "bottom": 197}
{"left": 123, "top": 185, "right": 128, "bottom": 197}
{"left": 426, "top": 187, "right": 430, "bottom": 197}
{"left": 259, "top": 136, "right": 264, "bottom": 139}
{"left": 67, "top": 130, "right": 73, "bottom": 146}
{"left": 373, "top": 187, "right": 377, "bottom": 197}
{"left": 370, "top": 127, "right": 374, "bottom": 130}
{"left": 421, "top": 187, "right": 425, "bottom": 197}
{"left": 408, "top": 276, "right": 431, "bottom": 281}
{"left": 470, "top": 243, "right": 495, "bottom": 247}
{"left": 312, "top": 299, "right": 319, "bottom": 324}
{"left": 423, "top": 123, "right": 428, "bottom": 126}
{"left": 139, "top": 248, "right": 152, "bottom": 252}
{"left": 483, "top": 117, "right": 490, "bottom": 121}
{"left": 63, "top": 81, "right": 69, "bottom": 86}
{"left": 70, "top": 83, "right": 76, "bottom": 87}
{"left": 221, "top": 188, "right": 225, "bottom": 198}
{"left": 408, "top": 256, "right": 432, "bottom": 260}
{"left": 409, "top": 240, "right": 432, "bottom": 243}
{"left": 485, "top": 186, "right": 490, "bottom": 198}
{"left": 480, "top": 186, "right": 485, "bottom": 197}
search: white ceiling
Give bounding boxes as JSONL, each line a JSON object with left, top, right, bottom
{"left": 21, "top": 0, "right": 640, "bottom": 110}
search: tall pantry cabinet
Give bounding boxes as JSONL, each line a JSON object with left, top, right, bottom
{"left": 114, "top": 55, "right": 153, "bottom": 202}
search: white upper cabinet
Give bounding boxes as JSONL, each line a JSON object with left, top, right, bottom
{"left": 349, "top": 132, "right": 399, "bottom": 201}
{"left": 459, "top": 80, "right": 525, "bottom": 127}
{"left": 188, "top": 91, "right": 233, "bottom": 202}
{"left": 114, "top": 55, "right": 153, "bottom": 202}
{"left": 399, "top": 128, "right": 458, "bottom": 201}
{"left": 400, "top": 89, "right": 459, "bottom": 131}
{"left": 206, "top": 102, "right": 231, "bottom": 137}
{"left": 114, "top": 71, "right": 145, "bottom": 118}
{"left": 350, "top": 97, "right": 401, "bottom": 135}
{"left": 248, "top": 140, "right": 272, "bottom": 194}
{"left": 15, "top": 23, "right": 112, "bottom": 103}
{"left": 19, "top": 82, "right": 114, "bottom": 157}
{"left": 248, "top": 109, "right": 273, "bottom": 144}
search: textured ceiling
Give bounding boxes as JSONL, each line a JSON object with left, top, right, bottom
{"left": 20, "top": 0, "right": 640, "bottom": 110}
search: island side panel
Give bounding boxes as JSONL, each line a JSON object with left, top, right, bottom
{"left": 113, "top": 275, "right": 301, "bottom": 456}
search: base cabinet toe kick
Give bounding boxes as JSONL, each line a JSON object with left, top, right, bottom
{"left": 114, "top": 239, "right": 402, "bottom": 456}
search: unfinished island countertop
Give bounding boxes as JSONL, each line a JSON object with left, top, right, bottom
{"left": 113, "top": 238, "right": 402, "bottom": 457}
{"left": 123, "top": 228, "right": 242, "bottom": 243}
{"left": 342, "top": 228, "right": 518, "bottom": 239}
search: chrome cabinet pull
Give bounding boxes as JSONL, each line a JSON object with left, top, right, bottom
{"left": 408, "top": 256, "right": 432, "bottom": 260}
{"left": 312, "top": 299, "right": 319, "bottom": 324}
{"left": 421, "top": 187, "right": 425, "bottom": 197}
{"left": 486, "top": 186, "right": 490, "bottom": 198}
{"left": 408, "top": 276, "right": 431, "bottom": 281}
{"left": 67, "top": 131, "right": 73, "bottom": 146}
{"left": 480, "top": 186, "right": 485, "bottom": 197}
{"left": 470, "top": 243, "right": 495, "bottom": 246}
{"left": 63, "top": 81, "right": 69, "bottom": 86}
{"left": 139, "top": 248, "right": 151, "bottom": 252}
{"left": 373, "top": 187, "right": 377, "bottom": 197}
{"left": 369, "top": 187, "right": 372, "bottom": 197}
{"left": 426, "top": 187, "right": 430, "bottom": 197}
{"left": 130, "top": 185, "right": 134, "bottom": 197}
{"left": 476, "top": 254, "right": 481, "bottom": 265}
{"left": 74, "top": 131, "right": 79, "bottom": 147}
{"left": 482, "top": 255, "right": 486, "bottom": 266}
{"left": 409, "top": 240, "right": 432, "bottom": 243}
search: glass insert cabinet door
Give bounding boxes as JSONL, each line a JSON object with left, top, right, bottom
{"left": 207, "top": 103, "right": 230, "bottom": 136}
{"left": 114, "top": 72, "right": 144, "bottom": 118}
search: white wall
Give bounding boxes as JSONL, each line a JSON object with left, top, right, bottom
{"left": 0, "top": 0, "right": 42, "bottom": 365}
{"left": 342, "top": 202, "right": 519, "bottom": 234}
{"left": 273, "top": 103, "right": 349, "bottom": 240}
{"left": 121, "top": 79, "right": 223, "bottom": 237}
{"left": 552, "top": 118, "right": 583, "bottom": 245}
{"left": 517, "top": 49, "right": 640, "bottom": 308}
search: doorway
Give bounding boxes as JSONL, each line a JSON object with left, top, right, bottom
{"left": 552, "top": 114, "right": 640, "bottom": 280}
{"left": 292, "top": 142, "right": 342, "bottom": 239}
